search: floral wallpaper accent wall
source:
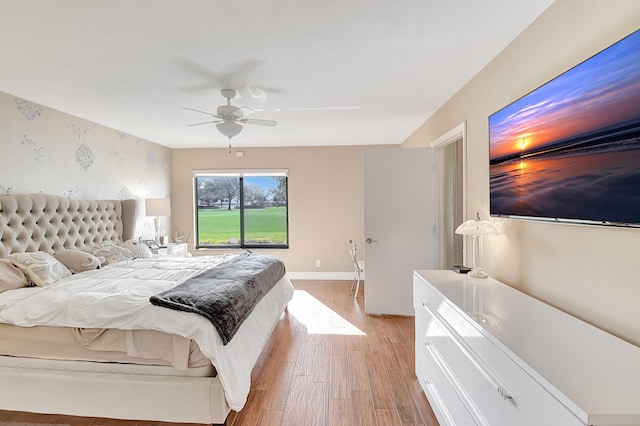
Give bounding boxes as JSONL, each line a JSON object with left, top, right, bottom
{"left": 0, "top": 90, "right": 172, "bottom": 238}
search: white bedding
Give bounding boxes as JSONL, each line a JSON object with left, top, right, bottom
{"left": 0, "top": 254, "right": 294, "bottom": 411}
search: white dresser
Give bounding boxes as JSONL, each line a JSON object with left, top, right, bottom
{"left": 413, "top": 270, "right": 640, "bottom": 426}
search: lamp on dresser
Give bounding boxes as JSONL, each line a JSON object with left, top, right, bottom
{"left": 145, "top": 197, "right": 171, "bottom": 245}
{"left": 455, "top": 212, "right": 499, "bottom": 279}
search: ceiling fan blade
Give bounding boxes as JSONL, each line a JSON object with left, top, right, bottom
{"left": 253, "top": 106, "right": 362, "bottom": 113}
{"left": 242, "top": 118, "right": 277, "bottom": 126}
{"left": 233, "top": 106, "right": 255, "bottom": 119}
{"left": 188, "top": 120, "right": 222, "bottom": 127}
{"left": 182, "top": 107, "right": 219, "bottom": 117}
{"left": 286, "top": 106, "right": 362, "bottom": 111}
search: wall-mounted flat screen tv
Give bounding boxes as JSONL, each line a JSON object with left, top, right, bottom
{"left": 489, "top": 29, "right": 640, "bottom": 227}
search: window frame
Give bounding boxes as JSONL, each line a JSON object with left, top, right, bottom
{"left": 193, "top": 169, "right": 289, "bottom": 250}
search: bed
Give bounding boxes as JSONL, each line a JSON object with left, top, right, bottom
{"left": 0, "top": 193, "right": 294, "bottom": 424}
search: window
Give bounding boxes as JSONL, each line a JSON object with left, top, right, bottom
{"left": 194, "top": 170, "right": 288, "bottom": 249}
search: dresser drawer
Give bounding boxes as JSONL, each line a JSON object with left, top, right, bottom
{"left": 416, "top": 340, "right": 477, "bottom": 426}
{"left": 420, "top": 298, "right": 583, "bottom": 426}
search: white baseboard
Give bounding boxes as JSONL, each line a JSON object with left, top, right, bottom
{"left": 286, "top": 271, "right": 365, "bottom": 280}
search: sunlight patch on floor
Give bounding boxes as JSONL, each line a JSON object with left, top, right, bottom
{"left": 288, "top": 290, "right": 366, "bottom": 335}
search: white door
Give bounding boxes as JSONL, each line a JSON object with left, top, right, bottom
{"left": 364, "top": 148, "right": 435, "bottom": 315}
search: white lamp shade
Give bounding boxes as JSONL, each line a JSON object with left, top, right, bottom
{"left": 455, "top": 218, "right": 499, "bottom": 237}
{"left": 145, "top": 198, "right": 171, "bottom": 217}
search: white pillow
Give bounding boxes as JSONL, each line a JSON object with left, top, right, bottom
{"left": 0, "top": 259, "right": 30, "bottom": 293}
{"left": 122, "top": 239, "right": 152, "bottom": 259}
{"left": 9, "top": 251, "right": 72, "bottom": 287}
{"left": 92, "top": 241, "right": 135, "bottom": 265}
{"left": 54, "top": 250, "right": 103, "bottom": 274}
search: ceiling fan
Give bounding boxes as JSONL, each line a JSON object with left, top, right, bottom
{"left": 183, "top": 88, "right": 277, "bottom": 150}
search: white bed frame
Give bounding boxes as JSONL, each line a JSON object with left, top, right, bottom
{"left": 0, "top": 194, "right": 276, "bottom": 424}
{"left": 0, "top": 357, "right": 230, "bottom": 423}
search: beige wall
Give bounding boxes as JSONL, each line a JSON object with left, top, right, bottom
{"left": 403, "top": 0, "right": 640, "bottom": 345}
{"left": 172, "top": 145, "right": 394, "bottom": 274}
{"left": 0, "top": 90, "right": 172, "bottom": 238}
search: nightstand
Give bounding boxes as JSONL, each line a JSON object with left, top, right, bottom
{"left": 152, "top": 243, "right": 191, "bottom": 257}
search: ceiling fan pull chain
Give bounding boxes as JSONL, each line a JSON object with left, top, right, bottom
{"left": 228, "top": 137, "right": 232, "bottom": 154}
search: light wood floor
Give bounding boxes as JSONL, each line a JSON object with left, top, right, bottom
{"left": 0, "top": 280, "right": 438, "bottom": 426}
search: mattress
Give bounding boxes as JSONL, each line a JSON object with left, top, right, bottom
{"left": 0, "top": 322, "right": 212, "bottom": 372}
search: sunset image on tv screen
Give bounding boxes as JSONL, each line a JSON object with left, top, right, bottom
{"left": 489, "top": 29, "right": 640, "bottom": 225}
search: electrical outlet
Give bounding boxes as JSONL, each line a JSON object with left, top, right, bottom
{"left": 315, "top": 259, "right": 322, "bottom": 268}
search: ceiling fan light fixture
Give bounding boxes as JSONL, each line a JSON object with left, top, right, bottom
{"left": 216, "top": 120, "right": 243, "bottom": 139}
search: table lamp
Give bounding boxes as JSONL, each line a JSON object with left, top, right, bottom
{"left": 455, "top": 213, "right": 499, "bottom": 279}
{"left": 145, "top": 198, "right": 171, "bottom": 245}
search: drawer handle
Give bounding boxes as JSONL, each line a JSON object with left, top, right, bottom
{"left": 423, "top": 302, "right": 513, "bottom": 401}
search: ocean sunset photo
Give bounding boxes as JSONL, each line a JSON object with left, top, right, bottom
{"left": 489, "top": 29, "right": 640, "bottom": 225}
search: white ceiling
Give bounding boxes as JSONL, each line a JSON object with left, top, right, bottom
{"left": 0, "top": 0, "right": 554, "bottom": 149}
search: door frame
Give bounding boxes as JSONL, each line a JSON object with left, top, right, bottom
{"left": 430, "top": 122, "right": 468, "bottom": 267}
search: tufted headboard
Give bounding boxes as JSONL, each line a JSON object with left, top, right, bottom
{"left": 0, "top": 194, "right": 137, "bottom": 258}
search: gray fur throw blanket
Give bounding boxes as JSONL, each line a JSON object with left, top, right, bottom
{"left": 150, "top": 251, "right": 286, "bottom": 345}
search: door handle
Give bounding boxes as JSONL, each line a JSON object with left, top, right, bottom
{"left": 365, "top": 237, "right": 378, "bottom": 244}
